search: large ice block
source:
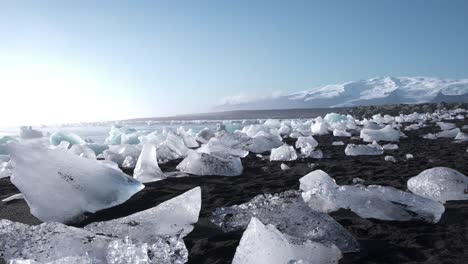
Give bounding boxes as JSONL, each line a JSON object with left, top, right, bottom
{"left": 211, "top": 190, "right": 359, "bottom": 253}
{"left": 8, "top": 144, "right": 144, "bottom": 223}
{"left": 300, "top": 170, "right": 445, "bottom": 223}
{"left": 232, "top": 217, "right": 342, "bottom": 264}
{"left": 407, "top": 167, "right": 468, "bottom": 203}
{"left": 360, "top": 125, "right": 400, "bottom": 142}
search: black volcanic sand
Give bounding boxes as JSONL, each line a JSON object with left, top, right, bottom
{"left": 1, "top": 121, "right": 468, "bottom": 264}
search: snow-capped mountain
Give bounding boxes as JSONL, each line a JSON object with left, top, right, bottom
{"left": 217, "top": 76, "right": 468, "bottom": 111}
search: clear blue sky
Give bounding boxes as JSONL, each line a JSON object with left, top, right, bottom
{"left": 1, "top": 0, "right": 467, "bottom": 125}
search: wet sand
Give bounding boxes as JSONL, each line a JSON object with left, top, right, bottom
{"left": 1, "top": 120, "right": 467, "bottom": 263}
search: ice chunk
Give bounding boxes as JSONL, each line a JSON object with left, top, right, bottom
{"left": 232, "top": 217, "right": 342, "bottom": 264}
{"left": 122, "top": 155, "right": 136, "bottom": 168}
{"left": 407, "top": 167, "right": 468, "bottom": 203}
{"left": 311, "top": 120, "right": 330, "bottom": 135}
{"left": 454, "top": 132, "right": 468, "bottom": 141}
{"left": 406, "top": 153, "right": 414, "bottom": 160}
{"left": 436, "top": 128, "right": 460, "bottom": 138}
{"left": 436, "top": 122, "right": 456, "bottom": 130}
{"left": 324, "top": 113, "right": 347, "bottom": 124}
{"left": 331, "top": 141, "right": 344, "bottom": 146}
{"left": 19, "top": 126, "right": 43, "bottom": 139}
{"left": 85, "top": 187, "right": 201, "bottom": 241}
{"left": 382, "top": 143, "right": 399, "bottom": 150}
{"left": 120, "top": 132, "right": 141, "bottom": 145}
{"left": 177, "top": 127, "right": 199, "bottom": 148}
{"left": 177, "top": 150, "right": 243, "bottom": 176}
{"left": 195, "top": 127, "right": 215, "bottom": 144}
{"left": 360, "top": 125, "right": 400, "bottom": 142}
{"left": 0, "top": 160, "right": 12, "bottom": 179}
{"left": 164, "top": 133, "right": 189, "bottom": 157}
{"left": 49, "top": 131, "right": 85, "bottom": 146}
{"left": 2, "top": 193, "right": 24, "bottom": 203}
{"left": 0, "top": 220, "right": 110, "bottom": 262}
{"left": 211, "top": 190, "right": 359, "bottom": 253}
{"left": 197, "top": 133, "right": 249, "bottom": 159}
{"left": 280, "top": 163, "right": 290, "bottom": 170}
{"left": 333, "top": 129, "right": 351, "bottom": 137}
{"left": 104, "top": 125, "right": 136, "bottom": 145}
{"left": 422, "top": 133, "right": 437, "bottom": 139}
{"left": 247, "top": 131, "right": 283, "bottom": 153}
{"left": 384, "top": 155, "right": 396, "bottom": 163}
{"left": 270, "top": 145, "right": 297, "bottom": 161}
{"left": 133, "top": 143, "right": 166, "bottom": 183}
{"left": 295, "top": 136, "right": 318, "bottom": 150}
{"left": 8, "top": 144, "right": 144, "bottom": 223}
{"left": 103, "top": 144, "right": 142, "bottom": 165}
{"left": 344, "top": 142, "right": 384, "bottom": 156}
{"left": 300, "top": 170, "right": 445, "bottom": 223}
{"left": 278, "top": 124, "right": 293, "bottom": 136}
{"left": 68, "top": 144, "right": 97, "bottom": 159}
{"left": 0, "top": 188, "right": 200, "bottom": 263}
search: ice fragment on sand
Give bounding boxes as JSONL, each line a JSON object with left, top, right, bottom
{"left": 232, "top": 217, "right": 342, "bottom": 264}
{"left": 176, "top": 150, "right": 243, "bottom": 176}
{"left": 382, "top": 143, "right": 399, "bottom": 150}
{"left": 360, "top": 125, "right": 400, "bottom": 142}
{"left": 281, "top": 163, "right": 290, "bottom": 170}
{"left": 1, "top": 193, "right": 24, "bottom": 203}
{"left": 300, "top": 170, "right": 445, "bottom": 223}
{"left": 407, "top": 167, "right": 468, "bottom": 203}
{"left": 384, "top": 155, "right": 396, "bottom": 163}
{"left": 436, "top": 128, "right": 460, "bottom": 138}
{"left": 8, "top": 144, "right": 144, "bottom": 223}
{"left": 405, "top": 154, "right": 414, "bottom": 160}
{"left": 270, "top": 145, "right": 297, "bottom": 161}
{"left": 211, "top": 190, "right": 359, "bottom": 253}
{"left": 344, "top": 142, "right": 383, "bottom": 156}
{"left": 195, "top": 127, "right": 215, "bottom": 144}
{"left": 332, "top": 141, "right": 344, "bottom": 146}
{"left": 133, "top": 143, "right": 166, "bottom": 183}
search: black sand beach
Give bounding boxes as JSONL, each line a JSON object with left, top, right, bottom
{"left": 1, "top": 119, "right": 467, "bottom": 264}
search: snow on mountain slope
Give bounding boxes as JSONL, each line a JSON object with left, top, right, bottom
{"left": 217, "top": 77, "right": 468, "bottom": 111}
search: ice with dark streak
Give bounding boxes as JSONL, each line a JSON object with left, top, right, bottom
{"left": 7, "top": 144, "right": 145, "bottom": 223}
{"left": 0, "top": 187, "right": 201, "bottom": 264}
{"left": 176, "top": 150, "right": 243, "bottom": 176}
{"left": 232, "top": 217, "right": 342, "bottom": 264}
{"left": 211, "top": 190, "right": 359, "bottom": 253}
{"left": 300, "top": 170, "right": 445, "bottom": 223}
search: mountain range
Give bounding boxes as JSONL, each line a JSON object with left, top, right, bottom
{"left": 216, "top": 76, "right": 468, "bottom": 111}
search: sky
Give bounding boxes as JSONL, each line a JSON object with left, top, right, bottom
{"left": 1, "top": 0, "right": 468, "bottom": 125}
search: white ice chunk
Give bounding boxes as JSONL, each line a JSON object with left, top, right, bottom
{"left": 333, "top": 129, "right": 351, "bottom": 137}
{"left": 49, "top": 131, "right": 85, "bottom": 146}
{"left": 122, "top": 156, "right": 136, "bottom": 168}
{"left": 177, "top": 127, "right": 199, "bottom": 148}
{"left": 300, "top": 170, "right": 445, "bottom": 223}
{"left": 280, "top": 163, "right": 290, "bottom": 170}
{"left": 232, "top": 217, "right": 342, "bottom": 264}
{"left": 454, "top": 132, "right": 468, "bottom": 141}
{"left": 360, "top": 125, "right": 400, "bottom": 142}
{"left": 270, "top": 145, "right": 297, "bottom": 161}
{"left": 133, "top": 143, "right": 166, "bottom": 183}
{"left": 0, "top": 188, "right": 200, "bottom": 263}
{"left": 2, "top": 193, "right": 24, "bottom": 203}
{"left": 85, "top": 187, "right": 201, "bottom": 241}
{"left": 68, "top": 144, "right": 97, "bottom": 159}
{"left": 278, "top": 124, "right": 293, "bottom": 136}
{"left": 405, "top": 154, "right": 414, "bottom": 160}
{"left": 195, "top": 127, "right": 215, "bottom": 144}
{"left": 436, "top": 122, "right": 456, "bottom": 130}
{"left": 324, "top": 113, "right": 347, "bottom": 124}
{"left": 344, "top": 142, "right": 384, "bottom": 156}
{"left": 384, "top": 155, "right": 397, "bottom": 163}
{"left": 176, "top": 150, "right": 243, "bottom": 176}
{"left": 382, "top": 143, "right": 399, "bottom": 150}
{"left": 331, "top": 141, "right": 344, "bottom": 146}
{"left": 211, "top": 190, "right": 359, "bottom": 253}
{"left": 407, "top": 167, "right": 468, "bottom": 203}
{"left": 436, "top": 128, "right": 460, "bottom": 138}
{"left": 311, "top": 120, "right": 330, "bottom": 135}
{"left": 197, "top": 133, "right": 249, "bottom": 159}
{"left": 8, "top": 144, "right": 144, "bottom": 223}
{"left": 19, "top": 126, "right": 43, "bottom": 139}
{"left": 247, "top": 131, "right": 283, "bottom": 153}
{"left": 295, "top": 136, "right": 318, "bottom": 150}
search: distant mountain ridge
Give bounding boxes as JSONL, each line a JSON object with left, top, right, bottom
{"left": 216, "top": 76, "right": 468, "bottom": 111}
